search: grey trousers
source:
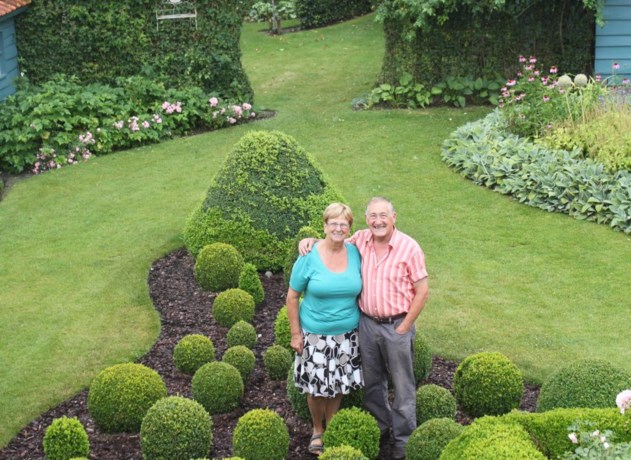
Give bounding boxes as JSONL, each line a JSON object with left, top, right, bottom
{"left": 359, "top": 313, "right": 416, "bottom": 455}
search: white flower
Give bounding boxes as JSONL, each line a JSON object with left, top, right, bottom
{"left": 568, "top": 432, "right": 578, "bottom": 444}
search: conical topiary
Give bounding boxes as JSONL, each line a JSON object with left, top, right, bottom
{"left": 183, "top": 130, "right": 343, "bottom": 270}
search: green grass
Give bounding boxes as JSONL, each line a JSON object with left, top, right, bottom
{"left": 1, "top": 14, "right": 631, "bottom": 447}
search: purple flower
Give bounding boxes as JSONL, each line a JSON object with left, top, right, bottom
{"left": 543, "top": 95, "right": 550, "bottom": 102}
{"left": 506, "top": 79, "right": 517, "bottom": 86}
{"left": 519, "top": 55, "right": 526, "bottom": 63}
{"left": 595, "top": 74, "right": 602, "bottom": 82}
{"left": 613, "top": 62, "right": 620, "bottom": 70}
{"left": 529, "top": 56, "right": 537, "bottom": 64}
{"left": 623, "top": 78, "right": 630, "bottom": 85}
{"left": 550, "top": 66, "right": 558, "bottom": 74}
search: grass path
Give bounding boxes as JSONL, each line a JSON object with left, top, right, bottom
{"left": 1, "top": 14, "right": 630, "bottom": 447}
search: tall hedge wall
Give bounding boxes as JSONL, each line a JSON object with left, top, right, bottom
{"left": 295, "top": 0, "right": 372, "bottom": 29}
{"left": 15, "top": 0, "right": 253, "bottom": 100}
{"left": 379, "top": 0, "right": 595, "bottom": 87}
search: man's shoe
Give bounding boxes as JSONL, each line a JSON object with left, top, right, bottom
{"left": 392, "top": 448, "right": 406, "bottom": 459}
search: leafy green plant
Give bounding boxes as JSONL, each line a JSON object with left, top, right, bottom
{"left": 222, "top": 345, "right": 256, "bottom": 382}
{"left": 536, "top": 359, "right": 631, "bottom": 412}
{"left": 273, "top": 305, "right": 291, "bottom": 350}
{"left": 247, "top": 1, "right": 297, "bottom": 34}
{"left": 212, "top": 289, "right": 255, "bottom": 328}
{"left": 416, "top": 384, "right": 457, "bottom": 425}
{"left": 369, "top": 72, "right": 431, "bottom": 109}
{"left": 173, "top": 334, "right": 216, "bottom": 375}
{"left": 413, "top": 333, "right": 432, "bottom": 383}
{"left": 295, "top": 0, "right": 372, "bottom": 29}
{"left": 195, "top": 243, "right": 244, "bottom": 292}
{"left": 192, "top": 362, "right": 244, "bottom": 414}
{"left": 140, "top": 396, "right": 212, "bottom": 460}
{"left": 323, "top": 407, "right": 380, "bottom": 460}
{"left": 87, "top": 363, "right": 167, "bottom": 433}
{"left": 319, "top": 444, "right": 368, "bottom": 460}
{"left": 406, "top": 418, "right": 463, "bottom": 460}
{"left": 263, "top": 344, "right": 293, "bottom": 380}
{"left": 238, "top": 263, "right": 264, "bottom": 305}
{"left": 226, "top": 320, "right": 257, "bottom": 349}
{"left": 43, "top": 416, "right": 90, "bottom": 460}
{"left": 232, "top": 409, "right": 289, "bottom": 460}
{"left": 431, "top": 75, "right": 503, "bottom": 108}
{"left": 453, "top": 352, "right": 523, "bottom": 417}
{"left": 563, "top": 424, "right": 631, "bottom": 459}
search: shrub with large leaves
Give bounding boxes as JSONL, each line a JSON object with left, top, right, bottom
{"left": 183, "top": 130, "right": 343, "bottom": 270}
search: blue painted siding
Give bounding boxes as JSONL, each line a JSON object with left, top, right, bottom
{"left": 595, "top": 0, "right": 631, "bottom": 81}
{"left": 0, "top": 16, "right": 20, "bottom": 100}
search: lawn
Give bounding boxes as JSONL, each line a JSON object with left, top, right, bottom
{"left": 1, "top": 13, "right": 630, "bottom": 448}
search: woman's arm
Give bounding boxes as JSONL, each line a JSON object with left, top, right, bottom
{"left": 286, "top": 287, "right": 303, "bottom": 354}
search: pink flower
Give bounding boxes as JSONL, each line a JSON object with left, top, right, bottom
{"left": 242, "top": 102, "right": 252, "bottom": 111}
{"left": 525, "top": 65, "right": 533, "bottom": 71}
{"left": 142, "top": 121, "right": 150, "bottom": 129}
{"left": 519, "top": 55, "right": 526, "bottom": 63}
{"left": 209, "top": 97, "right": 219, "bottom": 107}
{"left": 541, "top": 77, "right": 549, "bottom": 84}
{"left": 232, "top": 105, "right": 243, "bottom": 117}
{"left": 550, "top": 66, "right": 558, "bottom": 74}
{"left": 528, "top": 77, "right": 535, "bottom": 82}
{"left": 502, "top": 91, "right": 510, "bottom": 98}
{"left": 568, "top": 433, "right": 578, "bottom": 444}
{"left": 250, "top": 112, "right": 256, "bottom": 118}
{"left": 616, "top": 389, "right": 631, "bottom": 414}
{"left": 529, "top": 56, "right": 537, "bottom": 63}
{"left": 506, "top": 79, "right": 517, "bottom": 86}
{"left": 595, "top": 74, "right": 602, "bottom": 82}
{"left": 623, "top": 78, "right": 630, "bottom": 85}
{"left": 543, "top": 95, "right": 550, "bottom": 102}
{"left": 152, "top": 114, "right": 162, "bottom": 124}
{"left": 228, "top": 117, "right": 237, "bottom": 124}
{"left": 161, "top": 101, "right": 170, "bottom": 110}
{"left": 613, "top": 62, "right": 620, "bottom": 70}
{"left": 517, "top": 72, "right": 523, "bottom": 77}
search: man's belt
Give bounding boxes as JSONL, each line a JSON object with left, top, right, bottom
{"left": 363, "top": 312, "right": 407, "bottom": 324}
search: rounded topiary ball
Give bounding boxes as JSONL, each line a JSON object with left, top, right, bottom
{"left": 87, "top": 363, "right": 167, "bottom": 433}
{"left": 43, "top": 416, "right": 90, "bottom": 460}
{"left": 212, "top": 288, "right": 255, "bottom": 328}
{"left": 233, "top": 408, "right": 290, "bottom": 460}
{"left": 536, "top": 358, "right": 631, "bottom": 412}
{"left": 323, "top": 407, "right": 380, "bottom": 460}
{"left": 440, "top": 416, "right": 545, "bottom": 460}
{"left": 453, "top": 352, "right": 523, "bottom": 417}
{"left": 226, "top": 320, "right": 257, "bottom": 349}
{"left": 406, "top": 417, "right": 463, "bottom": 460}
{"left": 320, "top": 444, "right": 369, "bottom": 460}
{"left": 192, "top": 361, "right": 244, "bottom": 414}
{"left": 416, "top": 384, "right": 457, "bottom": 425}
{"left": 263, "top": 344, "right": 293, "bottom": 380}
{"left": 195, "top": 242, "right": 244, "bottom": 292}
{"left": 273, "top": 305, "right": 291, "bottom": 350}
{"left": 140, "top": 396, "right": 212, "bottom": 460}
{"left": 413, "top": 334, "right": 433, "bottom": 383}
{"left": 173, "top": 334, "right": 216, "bottom": 374}
{"left": 238, "top": 263, "right": 264, "bottom": 305}
{"left": 222, "top": 345, "right": 256, "bottom": 382}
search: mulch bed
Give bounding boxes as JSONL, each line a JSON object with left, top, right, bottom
{"left": 0, "top": 248, "right": 539, "bottom": 459}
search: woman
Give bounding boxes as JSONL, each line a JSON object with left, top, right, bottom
{"left": 287, "top": 202, "right": 364, "bottom": 456}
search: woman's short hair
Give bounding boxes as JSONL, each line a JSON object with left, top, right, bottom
{"left": 323, "top": 202, "right": 353, "bottom": 227}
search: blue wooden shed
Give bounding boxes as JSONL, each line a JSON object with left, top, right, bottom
{"left": 0, "top": 0, "right": 30, "bottom": 101}
{"left": 595, "top": 0, "right": 631, "bottom": 81}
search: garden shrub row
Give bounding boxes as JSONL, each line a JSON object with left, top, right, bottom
{"left": 15, "top": 0, "right": 252, "bottom": 99}
{"left": 295, "top": 0, "right": 372, "bottom": 29}
{"left": 441, "top": 110, "right": 631, "bottom": 234}
{"left": 0, "top": 75, "right": 256, "bottom": 174}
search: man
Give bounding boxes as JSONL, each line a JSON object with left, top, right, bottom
{"left": 300, "top": 196, "right": 429, "bottom": 459}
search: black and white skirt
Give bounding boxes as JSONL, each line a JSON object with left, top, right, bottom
{"left": 293, "top": 328, "right": 364, "bottom": 397}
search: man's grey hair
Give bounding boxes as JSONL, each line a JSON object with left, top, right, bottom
{"left": 365, "top": 196, "right": 395, "bottom": 216}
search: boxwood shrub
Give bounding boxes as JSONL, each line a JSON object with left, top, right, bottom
{"left": 295, "top": 0, "right": 372, "bottom": 29}
{"left": 43, "top": 416, "right": 90, "bottom": 460}
{"left": 238, "top": 262, "right": 264, "bottom": 305}
{"left": 323, "top": 407, "right": 380, "bottom": 460}
{"left": 232, "top": 409, "right": 290, "bottom": 460}
{"left": 413, "top": 333, "right": 432, "bottom": 383}
{"left": 222, "top": 345, "right": 256, "bottom": 382}
{"left": 263, "top": 344, "right": 293, "bottom": 380}
{"left": 536, "top": 358, "right": 631, "bottom": 412}
{"left": 273, "top": 305, "right": 291, "bottom": 350}
{"left": 226, "top": 320, "right": 257, "bottom": 349}
{"left": 416, "top": 384, "right": 456, "bottom": 425}
{"left": 440, "top": 416, "right": 545, "bottom": 459}
{"left": 87, "top": 363, "right": 167, "bottom": 433}
{"left": 212, "top": 288, "right": 255, "bottom": 328}
{"left": 183, "top": 130, "right": 344, "bottom": 270}
{"left": 195, "top": 243, "right": 244, "bottom": 292}
{"left": 140, "top": 396, "right": 212, "bottom": 460}
{"left": 441, "top": 110, "right": 631, "bottom": 234}
{"left": 192, "top": 361, "right": 244, "bottom": 414}
{"left": 406, "top": 417, "right": 463, "bottom": 460}
{"left": 283, "top": 225, "right": 322, "bottom": 286}
{"left": 453, "top": 352, "right": 523, "bottom": 417}
{"left": 319, "top": 444, "right": 368, "bottom": 460}
{"left": 173, "top": 334, "right": 216, "bottom": 375}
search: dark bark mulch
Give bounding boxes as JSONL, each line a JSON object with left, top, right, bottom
{"left": 0, "top": 248, "right": 539, "bottom": 459}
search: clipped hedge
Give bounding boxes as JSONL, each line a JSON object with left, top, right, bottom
{"left": 173, "top": 334, "right": 216, "bottom": 374}
{"left": 440, "top": 416, "right": 546, "bottom": 460}
{"left": 238, "top": 263, "right": 264, "bottom": 305}
{"left": 413, "top": 333, "right": 433, "bottom": 383}
{"left": 273, "top": 305, "right": 291, "bottom": 350}
{"left": 283, "top": 225, "right": 322, "bottom": 286}
{"left": 195, "top": 243, "right": 244, "bottom": 292}
{"left": 222, "top": 345, "right": 256, "bottom": 382}
{"left": 43, "top": 416, "right": 90, "bottom": 460}
{"left": 263, "top": 344, "right": 293, "bottom": 380}
{"left": 192, "top": 361, "right": 244, "bottom": 414}
{"left": 536, "top": 359, "right": 631, "bottom": 412}
{"left": 87, "top": 363, "right": 167, "bottom": 433}
{"left": 212, "top": 288, "right": 255, "bottom": 328}
{"left": 406, "top": 417, "right": 463, "bottom": 460}
{"left": 323, "top": 407, "right": 380, "bottom": 460}
{"left": 183, "top": 130, "right": 344, "bottom": 270}
{"left": 502, "top": 407, "right": 631, "bottom": 459}
{"left": 441, "top": 110, "right": 631, "bottom": 234}
{"left": 226, "top": 320, "right": 257, "bottom": 349}
{"left": 232, "top": 409, "right": 290, "bottom": 460}
{"left": 319, "top": 444, "right": 368, "bottom": 460}
{"left": 140, "top": 396, "right": 213, "bottom": 460}
{"left": 295, "top": 0, "right": 372, "bottom": 29}
{"left": 416, "top": 384, "right": 457, "bottom": 425}
{"left": 453, "top": 352, "right": 523, "bottom": 417}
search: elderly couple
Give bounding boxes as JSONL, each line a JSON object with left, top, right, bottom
{"left": 287, "top": 196, "right": 429, "bottom": 458}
